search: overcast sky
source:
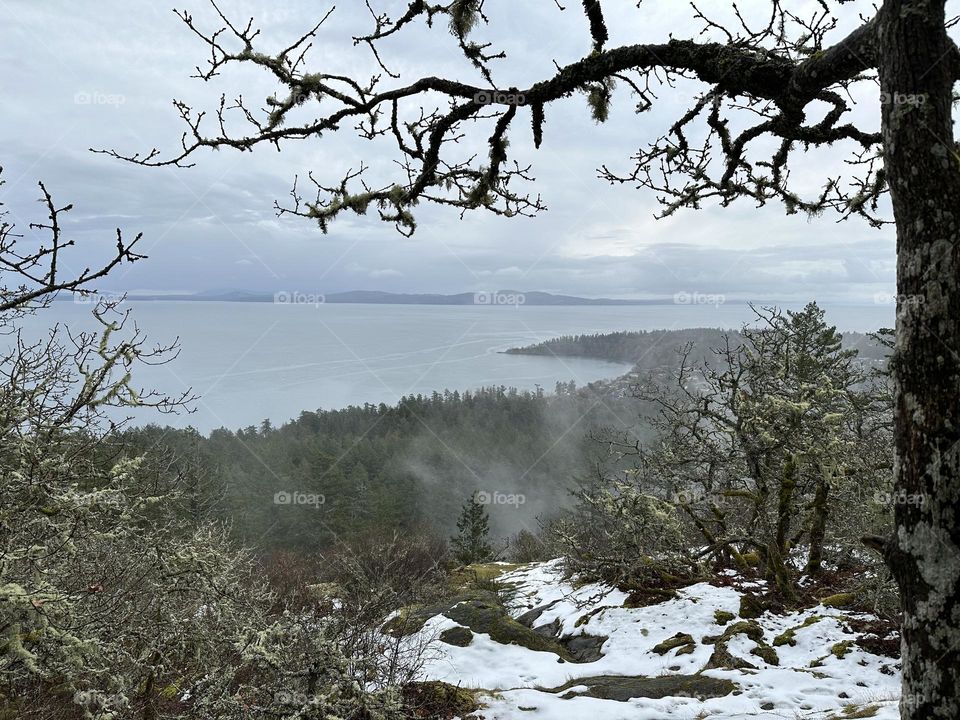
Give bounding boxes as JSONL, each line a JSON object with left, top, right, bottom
{"left": 0, "top": 0, "right": 899, "bottom": 302}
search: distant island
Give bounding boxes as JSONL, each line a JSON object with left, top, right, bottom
{"left": 63, "top": 289, "right": 735, "bottom": 306}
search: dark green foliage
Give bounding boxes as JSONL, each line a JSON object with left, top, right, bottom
{"left": 507, "top": 326, "right": 889, "bottom": 367}
{"left": 506, "top": 328, "right": 734, "bottom": 365}
{"left": 451, "top": 494, "right": 493, "bottom": 565}
{"left": 114, "top": 321, "right": 892, "bottom": 575}
{"left": 509, "top": 528, "right": 550, "bottom": 563}
{"left": 121, "top": 385, "right": 641, "bottom": 556}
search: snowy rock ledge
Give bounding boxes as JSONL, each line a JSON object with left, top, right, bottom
{"left": 413, "top": 560, "right": 901, "bottom": 719}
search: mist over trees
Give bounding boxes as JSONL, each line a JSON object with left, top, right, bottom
{"left": 119, "top": 382, "right": 646, "bottom": 551}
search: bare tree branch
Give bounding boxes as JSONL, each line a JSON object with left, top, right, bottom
{"left": 98, "top": 2, "right": 954, "bottom": 232}
{"left": 0, "top": 169, "right": 146, "bottom": 313}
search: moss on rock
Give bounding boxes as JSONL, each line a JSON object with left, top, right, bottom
{"left": 547, "top": 674, "right": 737, "bottom": 702}
{"left": 714, "top": 610, "right": 736, "bottom": 625}
{"left": 750, "top": 642, "right": 780, "bottom": 665}
{"left": 402, "top": 680, "right": 479, "bottom": 718}
{"left": 652, "top": 633, "right": 695, "bottom": 656}
{"left": 703, "top": 641, "right": 758, "bottom": 671}
{"left": 826, "top": 703, "right": 880, "bottom": 719}
{"left": 773, "top": 615, "right": 824, "bottom": 647}
{"left": 821, "top": 592, "right": 857, "bottom": 608}
{"left": 439, "top": 626, "right": 474, "bottom": 647}
{"left": 444, "top": 596, "right": 576, "bottom": 660}
{"left": 381, "top": 589, "right": 499, "bottom": 637}
{"left": 382, "top": 585, "right": 587, "bottom": 662}
{"left": 704, "top": 620, "right": 764, "bottom": 644}
{"left": 831, "top": 640, "right": 854, "bottom": 659}
{"left": 739, "top": 594, "right": 774, "bottom": 619}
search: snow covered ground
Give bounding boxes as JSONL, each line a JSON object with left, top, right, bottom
{"left": 415, "top": 560, "right": 902, "bottom": 719}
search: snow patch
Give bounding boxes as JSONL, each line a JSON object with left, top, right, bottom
{"left": 414, "top": 561, "right": 902, "bottom": 719}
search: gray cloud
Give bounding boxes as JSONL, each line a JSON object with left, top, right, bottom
{"left": 0, "top": 0, "right": 896, "bottom": 302}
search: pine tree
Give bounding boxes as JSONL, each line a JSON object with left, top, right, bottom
{"left": 450, "top": 493, "right": 493, "bottom": 565}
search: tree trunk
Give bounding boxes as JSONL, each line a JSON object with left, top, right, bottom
{"left": 878, "top": 0, "right": 960, "bottom": 716}
{"left": 804, "top": 464, "right": 829, "bottom": 575}
{"left": 775, "top": 455, "right": 797, "bottom": 555}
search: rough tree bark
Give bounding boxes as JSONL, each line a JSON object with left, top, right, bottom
{"left": 879, "top": 0, "right": 960, "bottom": 716}
{"left": 804, "top": 467, "right": 829, "bottom": 575}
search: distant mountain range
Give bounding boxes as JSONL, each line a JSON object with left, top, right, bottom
{"left": 71, "top": 289, "right": 712, "bottom": 306}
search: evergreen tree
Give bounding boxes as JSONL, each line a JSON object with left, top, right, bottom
{"left": 613, "top": 303, "right": 890, "bottom": 596}
{"left": 450, "top": 494, "right": 493, "bottom": 565}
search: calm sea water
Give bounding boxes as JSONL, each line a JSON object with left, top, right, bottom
{"left": 27, "top": 301, "right": 893, "bottom": 433}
